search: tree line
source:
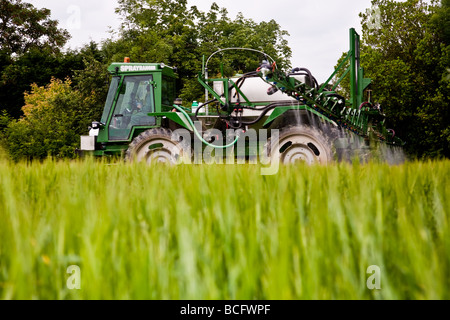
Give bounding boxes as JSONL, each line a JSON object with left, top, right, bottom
{"left": 343, "top": 0, "right": 449, "bottom": 159}
{"left": 0, "top": 0, "right": 448, "bottom": 161}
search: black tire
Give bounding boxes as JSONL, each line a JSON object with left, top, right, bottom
{"left": 125, "top": 128, "right": 191, "bottom": 164}
{"left": 264, "top": 125, "right": 336, "bottom": 165}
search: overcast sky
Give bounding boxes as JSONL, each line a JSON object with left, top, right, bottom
{"left": 28, "top": 0, "right": 382, "bottom": 83}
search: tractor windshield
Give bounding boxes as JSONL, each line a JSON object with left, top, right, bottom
{"left": 101, "top": 76, "right": 120, "bottom": 124}
{"left": 108, "top": 75, "right": 156, "bottom": 141}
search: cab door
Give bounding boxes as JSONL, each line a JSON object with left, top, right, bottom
{"left": 108, "top": 75, "right": 156, "bottom": 141}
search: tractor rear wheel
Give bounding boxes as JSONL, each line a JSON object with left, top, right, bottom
{"left": 125, "top": 128, "right": 190, "bottom": 164}
{"left": 264, "top": 125, "right": 335, "bottom": 165}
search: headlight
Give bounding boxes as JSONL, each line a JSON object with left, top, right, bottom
{"left": 91, "top": 121, "right": 101, "bottom": 129}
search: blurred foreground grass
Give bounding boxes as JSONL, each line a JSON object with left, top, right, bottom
{"left": 0, "top": 158, "right": 449, "bottom": 299}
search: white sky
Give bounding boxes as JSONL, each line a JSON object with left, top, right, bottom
{"left": 28, "top": 0, "right": 379, "bottom": 83}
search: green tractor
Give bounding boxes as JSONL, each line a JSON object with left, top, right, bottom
{"left": 79, "top": 28, "right": 404, "bottom": 165}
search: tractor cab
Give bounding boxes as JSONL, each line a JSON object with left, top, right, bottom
{"left": 81, "top": 59, "right": 178, "bottom": 155}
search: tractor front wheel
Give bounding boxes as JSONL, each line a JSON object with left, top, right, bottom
{"left": 125, "top": 128, "right": 190, "bottom": 164}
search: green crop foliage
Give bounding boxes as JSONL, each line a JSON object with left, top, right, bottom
{"left": 0, "top": 159, "right": 449, "bottom": 300}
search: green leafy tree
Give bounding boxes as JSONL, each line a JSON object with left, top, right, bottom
{"left": 0, "top": 47, "right": 87, "bottom": 118}
{"left": 0, "top": 109, "right": 12, "bottom": 158}
{"left": 72, "top": 52, "right": 111, "bottom": 126}
{"left": 0, "top": 0, "right": 69, "bottom": 55}
{"left": 5, "top": 78, "right": 84, "bottom": 160}
{"left": 104, "top": 0, "right": 291, "bottom": 102}
{"left": 0, "top": 0, "right": 74, "bottom": 118}
{"left": 3, "top": 50, "right": 110, "bottom": 161}
{"left": 334, "top": 0, "right": 449, "bottom": 158}
{"left": 0, "top": 2, "right": 110, "bottom": 160}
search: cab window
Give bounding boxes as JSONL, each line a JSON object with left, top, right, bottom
{"left": 162, "top": 76, "right": 176, "bottom": 107}
{"left": 108, "top": 75, "right": 156, "bottom": 140}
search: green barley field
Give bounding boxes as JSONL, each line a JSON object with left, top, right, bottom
{"left": 0, "top": 156, "right": 449, "bottom": 300}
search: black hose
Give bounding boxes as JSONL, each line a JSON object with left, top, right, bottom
{"left": 236, "top": 101, "right": 302, "bottom": 126}
{"left": 289, "top": 67, "right": 319, "bottom": 89}
{"left": 232, "top": 71, "right": 259, "bottom": 100}
{"left": 227, "top": 111, "right": 244, "bottom": 129}
{"left": 325, "top": 93, "right": 346, "bottom": 104}
{"left": 197, "top": 72, "right": 260, "bottom": 120}
{"left": 195, "top": 98, "right": 217, "bottom": 118}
